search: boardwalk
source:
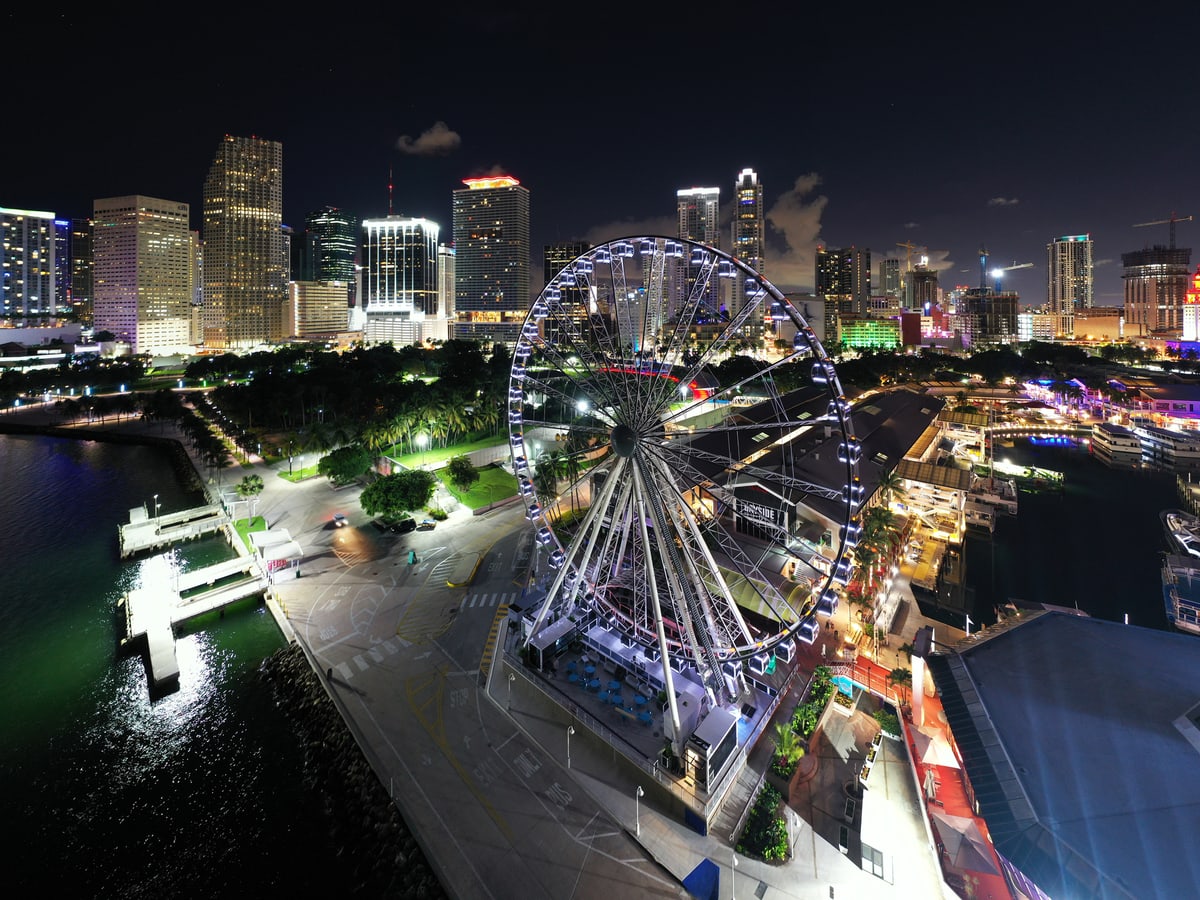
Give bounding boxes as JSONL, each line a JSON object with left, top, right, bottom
{"left": 119, "top": 503, "right": 229, "bottom": 557}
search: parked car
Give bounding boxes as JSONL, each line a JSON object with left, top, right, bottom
{"left": 417, "top": 518, "right": 437, "bottom": 531}
{"left": 388, "top": 517, "right": 416, "bottom": 534}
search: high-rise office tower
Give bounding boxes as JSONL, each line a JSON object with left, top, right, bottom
{"left": 878, "top": 258, "right": 901, "bottom": 301}
{"left": 201, "top": 134, "right": 287, "bottom": 349}
{"left": 730, "top": 169, "right": 765, "bottom": 319}
{"left": 53, "top": 219, "right": 72, "bottom": 315}
{"left": 438, "top": 243, "right": 455, "bottom": 324}
{"left": 452, "top": 175, "right": 530, "bottom": 347}
{"left": 1123, "top": 244, "right": 1192, "bottom": 337}
{"left": 544, "top": 240, "right": 591, "bottom": 344}
{"left": 92, "top": 195, "right": 193, "bottom": 354}
{"left": 0, "top": 206, "right": 55, "bottom": 320}
{"left": 677, "top": 186, "right": 722, "bottom": 316}
{"left": 302, "top": 206, "right": 358, "bottom": 285}
{"left": 361, "top": 216, "right": 440, "bottom": 346}
{"left": 70, "top": 218, "right": 94, "bottom": 325}
{"left": 1047, "top": 234, "right": 1093, "bottom": 337}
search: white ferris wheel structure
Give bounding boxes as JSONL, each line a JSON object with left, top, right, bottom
{"left": 507, "top": 235, "right": 860, "bottom": 720}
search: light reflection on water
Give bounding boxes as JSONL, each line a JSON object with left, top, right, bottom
{"left": 3, "top": 434, "right": 343, "bottom": 896}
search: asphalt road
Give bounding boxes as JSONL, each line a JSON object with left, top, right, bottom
{"left": 273, "top": 494, "right": 687, "bottom": 900}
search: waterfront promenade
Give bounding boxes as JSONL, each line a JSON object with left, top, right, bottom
{"left": 2, "top": 404, "right": 969, "bottom": 899}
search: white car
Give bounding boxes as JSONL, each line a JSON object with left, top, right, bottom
{"left": 332, "top": 513, "right": 348, "bottom": 527}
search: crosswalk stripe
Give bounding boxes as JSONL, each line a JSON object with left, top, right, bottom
{"left": 382, "top": 639, "right": 398, "bottom": 654}
{"left": 355, "top": 655, "right": 370, "bottom": 671}
{"left": 336, "top": 661, "right": 353, "bottom": 680}
{"left": 369, "top": 647, "right": 384, "bottom": 662}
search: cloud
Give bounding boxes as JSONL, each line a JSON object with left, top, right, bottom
{"left": 762, "top": 173, "right": 828, "bottom": 292}
{"left": 987, "top": 196, "right": 1019, "bottom": 207}
{"left": 395, "top": 121, "right": 461, "bottom": 156}
{"left": 903, "top": 221, "right": 920, "bottom": 230}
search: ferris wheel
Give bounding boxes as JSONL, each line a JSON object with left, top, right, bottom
{"left": 507, "top": 236, "right": 859, "bottom": 705}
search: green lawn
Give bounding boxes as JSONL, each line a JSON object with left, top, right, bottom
{"left": 387, "top": 432, "right": 508, "bottom": 471}
{"left": 232, "top": 515, "right": 267, "bottom": 551}
{"left": 437, "top": 463, "right": 519, "bottom": 510}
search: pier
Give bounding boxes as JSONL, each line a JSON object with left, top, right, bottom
{"left": 120, "top": 553, "right": 268, "bottom": 691}
{"left": 119, "top": 503, "right": 230, "bottom": 558}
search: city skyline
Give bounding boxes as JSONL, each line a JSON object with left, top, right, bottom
{"left": 4, "top": 7, "right": 1200, "bottom": 307}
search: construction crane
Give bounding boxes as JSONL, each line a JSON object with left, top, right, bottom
{"left": 991, "top": 261, "right": 1033, "bottom": 291}
{"left": 896, "top": 241, "right": 925, "bottom": 272}
{"left": 1133, "top": 212, "right": 1194, "bottom": 249}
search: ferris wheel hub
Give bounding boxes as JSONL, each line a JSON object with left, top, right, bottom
{"left": 611, "top": 423, "right": 638, "bottom": 458}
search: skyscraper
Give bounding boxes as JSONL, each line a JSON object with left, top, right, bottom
{"left": 730, "top": 168, "right": 764, "bottom": 323}
{"left": 201, "top": 134, "right": 287, "bottom": 349}
{"left": 302, "top": 206, "right": 358, "bottom": 286}
{"left": 0, "top": 206, "right": 55, "bottom": 320}
{"left": 361, "top": 216, "right": 440, "bottom": 346}
{"left": 451, "top": 175, "right": 530, "bottom": 347}
{"left": 92, "top": 195, "right": 193, "bottom": 354}
{"left": 878, "top": 258, "right": 901, "bottom": 301}
{"left": 677, "top": 186, "right": 721, "bottom": 316}
{"left": 1047, "top": 234, "right": 1094, "bottom": 337}
{"left": 70, "top": 218, "right": 94, "bottom": 326}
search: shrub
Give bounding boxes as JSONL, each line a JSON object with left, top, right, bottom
{"left": 874, "top": 709, "right": 900, "bottom": 736}
{"left": 737, "top": 783, "right": 790, "bottom": 862}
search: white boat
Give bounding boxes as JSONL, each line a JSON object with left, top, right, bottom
{"left": 1162, "top": 509, "right": 1200, "bottom": 559}
{"left": 1161, "top": 553, "right": 1200, "bottom": 636}
{"left": 1091, "top": 422, "right": 1142, "bottom": 457}
{"left": 1136, "top": 425, "right": 1200, "bottom": 460}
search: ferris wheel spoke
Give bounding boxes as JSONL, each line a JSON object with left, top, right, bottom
{"left": 515, "top": 235, "right": 858, "bottom": 704}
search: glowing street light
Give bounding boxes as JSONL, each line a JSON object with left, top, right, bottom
{"left": 417, "top": 432, "right": 429, "bottom": 469}
{"left": 507, "top": 673, "right": 515, "bottom": 710}
{"left": 567, "top": 725, "right": 575, "bottom": 768}
{"left": 153, "top": 493, "right": 159, "bottom": 520}
{"left": 635, "top": 785, "right": 644, "bottom": 836}
{"left": 731, "top": 848, "right": 738, "bottom": 900}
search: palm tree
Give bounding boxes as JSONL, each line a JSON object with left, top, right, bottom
{"left": 875, "top": 469, "right": 907, "bottom": 507}
{"left": 773, "top": 722, "right": 804, "bottom": 768}
{"left": 887, "top": 667, "right": 913, "bottom": 706}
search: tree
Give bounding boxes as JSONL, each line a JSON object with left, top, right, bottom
{"left": 887, "top": 667, "right": 913, "bottom": 705}
{"left": 359, "top": 470, "right": 436, "bottom": 519}
{"left": 446, "top": 454, "right": 479, "bottom": 493}
{"left": 318, "top": 444, "right": 373, "bottom": 486}
{"left": 235, "top": 473, "right": 264, "bottom": 500}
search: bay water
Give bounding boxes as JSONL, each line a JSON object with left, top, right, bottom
{"left": 0, "top": 432, "right": 348, "bottom": 897}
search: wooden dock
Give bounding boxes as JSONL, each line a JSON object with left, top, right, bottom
{"left": 119, "top": 503, "right": 230, "bottom": 558}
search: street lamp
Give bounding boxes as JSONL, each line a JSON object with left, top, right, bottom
{"left": 153, "top": 493, "right": 159, "bottom": 520}
{"left": 416, "top": 432, "right": 429, "bottom": 469}
{"left": 566, "top": 725, "right": 575, "bottom": 768}
{"left": 635, "top": 785, "right": 644, "bottom": 836}
{"left": 731, "top": 849, "right": 738, "bottom": 900}
{"left": 507, "top": 673, "right": 515, "bottom": 710}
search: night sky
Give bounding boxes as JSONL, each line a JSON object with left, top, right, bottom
{"left": 5, "top": 6, "right": 1200, "bottom": 306}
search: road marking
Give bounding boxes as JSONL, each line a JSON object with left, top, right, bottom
{"left": 355, "top": 655, "right": 370, "bottom": 671}
{"left": 369, "top": 647, "right": 384, "bottom": 662}
{"left": 336, "top": 661, "right": 353, "bottom": 680}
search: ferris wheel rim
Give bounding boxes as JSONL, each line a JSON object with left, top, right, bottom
{"left": 508, "top": 235, "right": 859, "bottom": 674}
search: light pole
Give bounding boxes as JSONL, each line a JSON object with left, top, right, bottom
{"left": 417, "top": 432, "right": 429, "bottom": 469}
{"left": 731, "top": 849, "right": 738, "bottom": 900}
{"left": 507, "top": 673, "right": 515, "bottom": 710}
{"left": 566, "top": 725, "right": 574, "bottom": 768}
{"left": 153, "top": 493, "right": 159, "bottom": 521}
{"left": 635, "top": 785, "right": 643, "bottom": 836}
